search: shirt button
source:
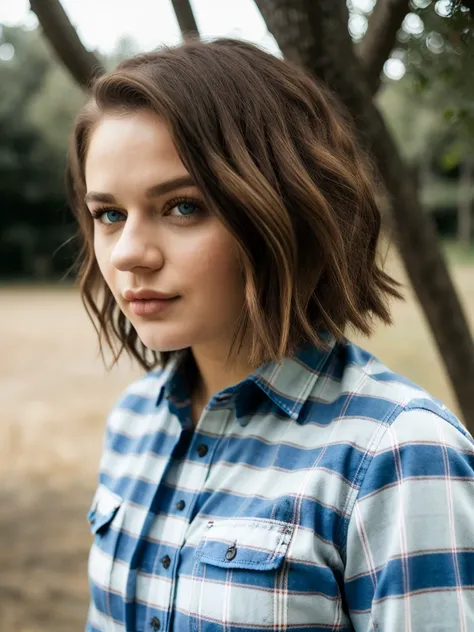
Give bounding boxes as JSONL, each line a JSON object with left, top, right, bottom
{"left": 151, "top": 616, "right": 161, "bottom": 630}
{"left": 176, "top": 500, "right": 186, "bottom": 511}
{"left": 161, "top": 555, "right": 171, "bottom": 569}
{"left": 225, "top": 544, "right": 237, "bottom": 561}
{"left": 197, "top": 444, "right": 208, "bottom": 457}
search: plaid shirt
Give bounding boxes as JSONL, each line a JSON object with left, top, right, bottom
{"left": 86, "top": 337, "right": 474, "bottom": 632}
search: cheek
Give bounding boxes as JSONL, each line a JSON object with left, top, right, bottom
{"left": 94, "top": 236, "right": 106, "bottom": 274}
{"left": 180, "top": 230, "right": 244, "bottom": 298}
{"left": 94, "top": 236, "right": 116, "bottom": 290}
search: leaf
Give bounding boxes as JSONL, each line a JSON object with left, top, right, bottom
{"left": 440, "top": 142, "right": 462, "bottom": 169}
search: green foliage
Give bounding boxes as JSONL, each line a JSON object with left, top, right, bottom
{"left": 440, "top": 141, "right": 463, "bottom": 169}
{"left": 377, "top": 0, "right": 474, "bottom": 233}
{"left": 395, "top": 0, "right": 474, "bottom": 150}
{"left": 355, "top": 0, "right": 473, "bottom": 169}
{"left": 0, "top": 24, "right": 142, "bottom": 279}
{"left": 377, "top": 81, "right": 440, "bottom": 162}
{"left": 0, "top": 25, "right": 83, "bottom": 206}
{"left": 0, "top": 24, "right": 86, "bottom": 278}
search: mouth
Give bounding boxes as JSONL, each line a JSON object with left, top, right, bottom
{"left": 128, "top": 296, "right": 180, "bottom": 317}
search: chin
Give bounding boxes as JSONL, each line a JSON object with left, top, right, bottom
{"left": 134, "top": 324, "right": 194, "bottom": 354}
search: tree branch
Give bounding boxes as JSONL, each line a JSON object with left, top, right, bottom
{"left": 357, "top": 0, "right": 410, "bottom": 95}
{"left": 171, "top": 0, "right": 200, "bottom": 40}
{"left": 29, "top": 0, "right": 105, "bottom": 89}
{"left": 255, "top": 0, "right": 474, "bottom": 428}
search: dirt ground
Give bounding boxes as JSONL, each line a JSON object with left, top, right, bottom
{"left": 1, "top": 248, "right": 473, "bottom": 631}
{"left": 0, "top": 287, "right": 140, "bottom": 631}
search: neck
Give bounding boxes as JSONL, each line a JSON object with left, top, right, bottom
{"left": 190, "top": 339, "right": 254, "bottom": 418}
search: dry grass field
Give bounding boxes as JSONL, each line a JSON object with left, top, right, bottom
{"left": 1, "top": 244, "right": 473, "bottom": 631}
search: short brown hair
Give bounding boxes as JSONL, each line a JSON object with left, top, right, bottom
{"left": 67, "top": 37, "right": 401, "bottom": 372}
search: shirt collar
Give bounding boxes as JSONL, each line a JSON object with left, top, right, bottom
{"left": 156, "top": 335, "right": 337, "bottom": 425}
{"left": 248, "top": 335, "right": 336, "bottom": 422}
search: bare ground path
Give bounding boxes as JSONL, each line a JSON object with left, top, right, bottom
{"left": 0, "top": 482, "right": 91, "bottom": 631}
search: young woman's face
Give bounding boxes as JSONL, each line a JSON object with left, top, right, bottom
{"left": 84, "top": 110, "right": 245, "bottom": 355}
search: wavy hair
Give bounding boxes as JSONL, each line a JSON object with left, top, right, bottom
{"left": 67, "top": 37, "right": 402, "bottom": 371}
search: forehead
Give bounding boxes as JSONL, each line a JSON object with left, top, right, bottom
{"left": 84, "top": 111, "right": 187, "bottom": 194}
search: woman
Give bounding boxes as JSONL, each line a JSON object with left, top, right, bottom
{"left": 68, "top": 38, "right": 474, "bottom": 632}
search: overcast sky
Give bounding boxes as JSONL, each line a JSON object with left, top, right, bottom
{"left": 0, "top": 0, "right": 279, "bottom": 55}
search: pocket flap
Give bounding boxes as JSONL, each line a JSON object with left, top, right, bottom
{"left": 87, "top": 484, "right": 122, "bottom": 535}
{"left": 196, "top": 518, "right": 294, "bottom": 571}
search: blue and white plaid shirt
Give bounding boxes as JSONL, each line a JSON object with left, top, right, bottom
{"left": 86, "top": 337, "right": 474, "bottom": 631}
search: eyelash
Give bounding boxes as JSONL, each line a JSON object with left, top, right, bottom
{"left": 90, "top": 195, "right": 204, "bottom": 225}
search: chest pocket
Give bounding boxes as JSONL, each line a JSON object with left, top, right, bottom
{"left": 87, "top": 484, "right": 126, "bottom": 624}
{"left": 189, "top": 518, "right": 294, "bottom": 631}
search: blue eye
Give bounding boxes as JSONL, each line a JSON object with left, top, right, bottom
{"left": 174, "top": 201, "right": 199, "bottom": 216}
{"left": 165, "top": 198, "right": 203, "bottom": 220}
{"left": 103, "top": 210, "right": 123, "bottom": 223}
{"left": 91, "top": 208, "right": 125, "bottom": 225}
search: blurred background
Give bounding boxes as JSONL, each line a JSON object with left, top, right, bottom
{"left": 0, "top": 0, "right": 473, "bottom": 629}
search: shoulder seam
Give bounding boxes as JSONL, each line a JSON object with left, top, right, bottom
{"left": 403, "top": 400, "right": 473, "bottom": 445}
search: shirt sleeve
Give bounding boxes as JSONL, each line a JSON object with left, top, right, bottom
{"left": 343, "top": 406, "right": 474, "bottom": 631}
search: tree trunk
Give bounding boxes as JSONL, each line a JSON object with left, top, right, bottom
{"left": 171, "top": 0, "right": 200, "bottom": 40}
{"left": 457, "top": 157, "right": 473, "bottom": 246}
{"left": 29, "top": 0, "right": 104, "bottom": 89}
{"left": 357, "top": 0, "right": 410, "bottom": 95}
{"left": 255, "top": 0, "right": 474, "bottom": 430}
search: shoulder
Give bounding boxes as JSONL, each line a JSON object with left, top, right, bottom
{"left": 112, "top": 367, "right": 169, "bottom": 414}
{"left": 315, "top": 338, "right": 465, "bottom": 428}
{"left": 338, "top": 338, "right": 471, "bottom": 443}
{"left": 337, "top": 339, "right": 474, "bottom": 522}
{"left": 93, "top": 362, "right": 178, "bottom": 489}
{"left": 336, "top": 344, "right": 474, "bottom": 559}
{"left": 302, "top": 338, "right": 465, "bottom": 440}
{"left": 101, "top": 362, "right": 175, "bottom": 452}
{"left": 336, "top": 338, "right": 448, "bottom": 413}
{"left": 305, "top": 337, "right": 474, "bottom": 504}
{"left": 332, "top": 337, "right": 473, "bottom": 468}
{"left": 355, "top": 404, "right": 474, "bottom": 503}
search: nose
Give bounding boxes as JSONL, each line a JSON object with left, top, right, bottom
{"left": 109, "top": 219, "right": 164, "bottom": 272}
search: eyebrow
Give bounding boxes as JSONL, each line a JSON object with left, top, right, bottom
{"left": 84, "top": 175, "right": 196, "bottom": 205}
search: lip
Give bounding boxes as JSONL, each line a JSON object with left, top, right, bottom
{"left": 128, "top": 297, "right": 179, "bottom": 316}
{"left": 123, "top": 289, "right": 179, "bottom": 301}
{"left": 123, "top": 289, "right": 180, "bottom": 317}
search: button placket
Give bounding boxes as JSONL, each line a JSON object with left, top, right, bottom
{"left": 150, "top": 411, "right": 223, "bottom": 631}
{"left": 171, "top": 409, "right": 235, "bottom": 625}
